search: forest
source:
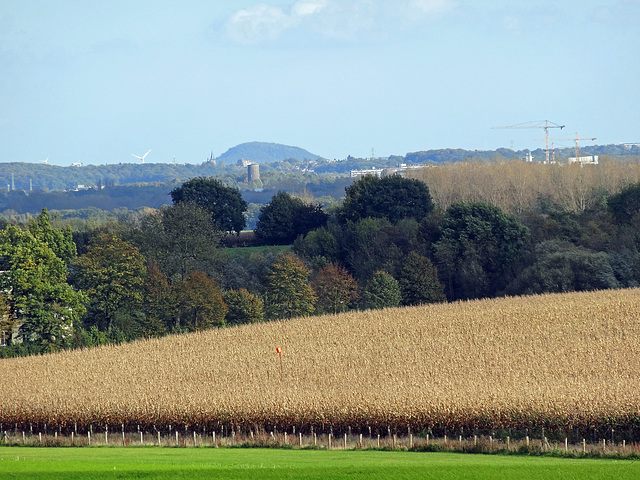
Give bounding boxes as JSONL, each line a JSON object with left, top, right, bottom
{"left": 2, "top": 157, "right": 640, "bottom": 358}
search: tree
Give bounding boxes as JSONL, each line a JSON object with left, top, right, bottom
{"left": 361, "top": 271, "right": 402, "bottom": 310}
{"left": 170, "top": 177, "right": 247, "bottom": 234}
{"left": 311, "top": 263, "right": 359, "bottom": 314}
{"left": 341, "top": 217, "right": 406, "bottom": 281}
{"left": 0, "top": 293, "right": 16, "bottom": 346}
{"left": 339, "top": 174, "right": 434, "bottom": 224}
{"left": 175, "top": 271, "right": 227, "bottom": 331}
{"left": 293, "top": 225, "right": 340, "bottom": 269}
{"left": 265, "top": 254, "right": 316, "bottom": 319}
{"left": 132, "top": 202, "right": 224, "bottom": 281}
{"left": 433, "top": 202, "right": 529, "bottom": 300}
{"left": 508, "top": 240, "right": 620, "bottom": 295}
{"left": 140, "top": 262, "right": 173, "bottom": 337}
{"left": 608, "top": 182, "right": 640, "bottom": 225}
{"left": 254, "top": 191, "right": 328, "bottom": 245}
{"left": 397, "top": 251, "right": 446, "bottom": 305}
{"left": 0, "top": 225, "right": 86, "bottom": 352}
{"left": 27, "top": 208, "right": 77, "bottom": 265}
{"left": 71, "top": 233, "right": 147, "bottom": 336}
{"left": 223, "top": 289, "right": 264, "bottom": 326}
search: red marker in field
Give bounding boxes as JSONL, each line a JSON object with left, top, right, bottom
{"left": 276, "top": 346, "right": 283, "bottom": 379}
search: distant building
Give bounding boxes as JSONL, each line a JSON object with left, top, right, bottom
{"left": 350, "top": 164, "right": 427, "bottom": 178}
{"left": 350, "top": 168, "right": 384, "bottom": 178}
{"left": 569, "top": 155, "right": 599, "bottom": 165}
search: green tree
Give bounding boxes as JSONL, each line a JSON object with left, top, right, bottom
{"left": 293, "top": 225, "right": 340, "bottom": 269}
{"left": 342, "top": 217, "right": 406, "bottom": 281}
{"left": 608, "top": 182, "right": 640, "bottom": 225}
{"left": 223, "top": 289, "right": 264, "bottom": 326}
{"left": 71, "top": 233, "right": 147, "bottom": 336}
{"left": 0, "top": 293, "right": 16, "bottom": 346}
{"left": 132, "top": 202, "right": 224, "bottom": 281}
{"left": 311, "top": 262, "right": 359, "bottom": 314}
{"left": 27, "top": 208, "right": 77, "bottom": 265}
{"left": 508, "top": 240, "right": 620, "bottom": 295}
{"left": 265, "top": 254, "right": 316, "bottom": 319}
{"left": 170, "top": 177, "right": 248, "bottom": 234}
{"left": 339, "top": 174, "right": 434, "bottom": 224}
{"left": 433, "top": 202, "right": 529, "bottom": 300}
{"left": 175, "top": 271, "right": 227, "bottom": 331}
{"left": 140, "top": 262, "right": 173, "bottom": 337}
{"left": 0, "top": 225, "right": 86, "bottom": 352}
{"left": 254, "top": 191, "right": 328, "bottom": 245}
{"left": 361, "top": 271, "right": 402, "bottom": 310}
{"left": 397, "top": 251, "right": 446, "bottom": 305}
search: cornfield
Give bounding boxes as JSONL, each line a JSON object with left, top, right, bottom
{"left": 2, "top": 288, "right": 640, "bottom": 437}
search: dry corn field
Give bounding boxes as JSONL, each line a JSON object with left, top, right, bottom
{"left": 2, "top": 288, "right": 640, "bottom": 437}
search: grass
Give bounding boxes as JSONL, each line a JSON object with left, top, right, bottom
{"left": 1, "top": 447, "right": 639, "bottom": 480}
{"left": 217, "top": 243, "right": 290, "bottom": 259}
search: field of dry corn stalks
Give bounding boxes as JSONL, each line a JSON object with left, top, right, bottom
{"left": 2, "top": 288, "right": 640, "bottom": 437}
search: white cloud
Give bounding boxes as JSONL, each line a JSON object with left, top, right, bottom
{"left": 226, "top": 4, "right": 292, "bottom": 44}
{"left": 292, "top": 0, "right": 328, "bottom": 18}
{"left": 225, "top": 0, "right": 457, "bottom": 45}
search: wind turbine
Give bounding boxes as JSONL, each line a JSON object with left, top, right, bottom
{"left": 131, "top": 149, "right": 151, "bottom": 163}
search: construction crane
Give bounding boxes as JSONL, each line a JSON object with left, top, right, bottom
{"left": 536, "top": 132, "right": 596, "bottom": 164}
{"left": 492, "top": 120, "right": 565, "bottom": 164}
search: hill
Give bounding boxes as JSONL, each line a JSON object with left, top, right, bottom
{"left": 217, "top": 142, "right": 320, "bottom": 164}
{"left": 1, "top": 288, "right": 639, "bottom": 435}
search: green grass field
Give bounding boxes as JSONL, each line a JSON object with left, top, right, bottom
{"left": 1, "top": 447, "right": 639, "bottom": 479}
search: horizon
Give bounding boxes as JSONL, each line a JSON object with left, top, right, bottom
{"left": 1, "top": 140, "right": 632, "bottom": 169}
{"left": 1, "top": 1, "right": 638, "bottom": 166}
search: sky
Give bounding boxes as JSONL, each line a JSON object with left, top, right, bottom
{"left": 1, "top": 0, "right": 639, "bottom": 166}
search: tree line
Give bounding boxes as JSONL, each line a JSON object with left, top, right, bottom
{"left": 2, "top": 161, "right": 640, "bottom": 357}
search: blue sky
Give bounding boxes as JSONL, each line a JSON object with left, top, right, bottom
{"left": 1, "top": 0, "right": 638, "bottom": 165}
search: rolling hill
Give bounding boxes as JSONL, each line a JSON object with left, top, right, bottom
{"left": 217, "top": 142, "right": 320, "bottom": 164}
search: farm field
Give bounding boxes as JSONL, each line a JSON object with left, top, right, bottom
{"left": 1, "top": 447, "right": 639, "bottom": 480}
{"left": 1, "top": 288, "right": 640, "bottom": 436}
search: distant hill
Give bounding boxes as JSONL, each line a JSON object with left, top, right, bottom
{"left": 217, "top": 142, "right": 320, "bottom": 164}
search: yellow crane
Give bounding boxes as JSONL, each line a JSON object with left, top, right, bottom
{"left": 492, "top": 120, "right": 565, "bottom": 164}
{"left": 536, "top": 132, "right": 596, "bottom": 164}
